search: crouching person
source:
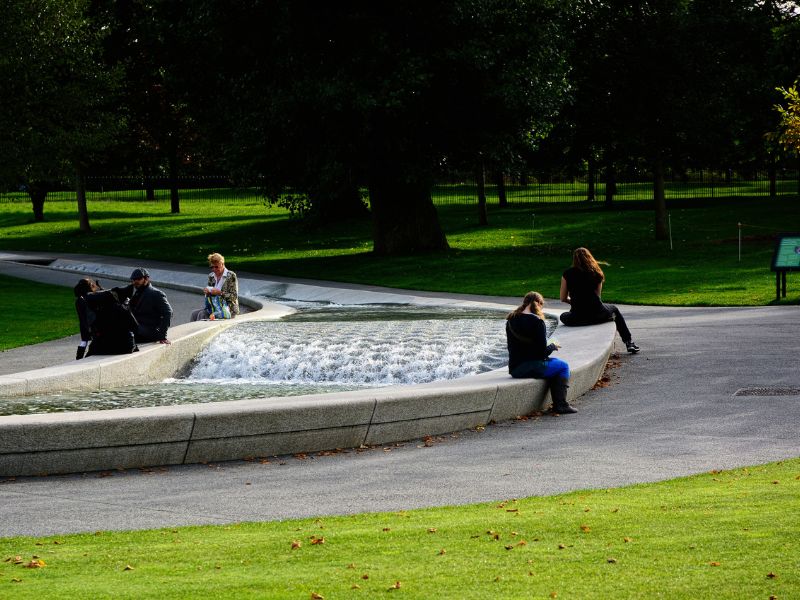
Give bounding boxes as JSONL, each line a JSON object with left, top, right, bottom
{"left": 84, "top": 288, "right": 139, "bottom": 356}
{"left": 506, "top": 291, "right": 576, "bottom": 414}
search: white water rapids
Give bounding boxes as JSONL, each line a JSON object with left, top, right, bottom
{"left": 1, "top": 305, "right": 560, "bottom": 415}
{"left": 187, "top": 317, "right": 510, "bottom": 386}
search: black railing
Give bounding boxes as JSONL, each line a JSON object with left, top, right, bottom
{"left": 1, "top": 170, "right": 798, "bottom": 206}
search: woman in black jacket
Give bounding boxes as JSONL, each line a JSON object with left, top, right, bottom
{"left": 559, "top": 247, "right": 640, "bottom": 354}
{"left": 506, "top": 291, "right": 576, "bottom": 414}
{"left": 83, "top": 287, "right": 139, "bottom": 357}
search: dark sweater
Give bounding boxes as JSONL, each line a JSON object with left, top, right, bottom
{"left": 506, "top": 313, "right": 555, "bottom": 372}
{"left": 563, "top": 266, "right": 604, "bottom": 317}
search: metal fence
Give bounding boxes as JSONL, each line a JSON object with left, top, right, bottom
{"left": 1, "top": 170, "right": 798, "bottom": 207}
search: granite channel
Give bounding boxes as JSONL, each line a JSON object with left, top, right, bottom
{"left": 0, "top": 257, "right": 614, "bottom": 476}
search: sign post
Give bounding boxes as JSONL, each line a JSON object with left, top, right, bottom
{"left": 770, "top": 234, "right": 800, "bottom": 301}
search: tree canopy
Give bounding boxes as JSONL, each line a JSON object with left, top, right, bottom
{"left": 0, "top": 0, "right": 124, "bottom": 227}
{"left": 1, "top": 0, "right": 798, "bottom": 247}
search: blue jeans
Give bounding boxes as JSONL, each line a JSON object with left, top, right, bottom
{"left": 510, "top": 357, "right": 570, "bottom": 380}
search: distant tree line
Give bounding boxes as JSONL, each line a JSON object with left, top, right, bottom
{"left": 1, "top": 0, "right": 798, "bottom": 250}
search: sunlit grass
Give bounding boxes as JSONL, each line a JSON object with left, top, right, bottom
{"left": 0, "top": 277, "right": 76, "bottom": 350}
{"left": 0, "top": 459, "right": 797, "bottom": 599}
{"left": 0, "top": 195, "right": 798, "bottom": 305}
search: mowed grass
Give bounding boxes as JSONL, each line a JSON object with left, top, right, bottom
{"left": 1, "top": 195, "right": 799, "bottom": 306}
{"left": 0, "top": 276, "right": 76, "bottom": 350}
{"left": 0, "top": 459, "right": 797, "bottom": 599}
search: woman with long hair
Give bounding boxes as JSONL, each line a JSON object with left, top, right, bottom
{"left": 559, "top": 247, "right": 640, "bottom": 353}
{"left": 506, "top": 291, "right": 576, "bottom": 414}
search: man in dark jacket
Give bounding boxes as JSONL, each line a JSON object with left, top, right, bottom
{"left": 127, "top": 267, "right": 173, "bottom": 344}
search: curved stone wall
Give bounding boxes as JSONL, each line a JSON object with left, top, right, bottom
{"left": 0, "top": 260, "right": 614, "bottom": 476}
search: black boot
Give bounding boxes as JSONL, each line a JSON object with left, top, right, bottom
{"left": 550, "top": 377, "right": 577, "bottom": 414}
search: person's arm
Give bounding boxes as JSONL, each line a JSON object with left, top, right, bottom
{"left": 155, "top": 290, "right": 173, "bottom": 341}
{"left": 596, "top": 280, "right": 603, "bottom": 298}
{"left": 560, "top": 276, "right": 570, "bottom": 304}
{"left": 536, "top": 318, "right": 558, "bottom": 356}
{"left": 219, "top": 272, "right": 238, "bottom": 305}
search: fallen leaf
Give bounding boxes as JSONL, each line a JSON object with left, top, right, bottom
{"left": 25, "top": 559, "right": 45, "bottom": 568}
{"left": 351, "top": 584, "right": 361, "bottom": 590}
{"left": 11, "top": 578, "right": 22, "bottom": 583}
{"left": 388, "top": 581, "right": 401, "bottom": 590}
{"left": 623, "top": 537, "right": 633, "bottom": 543}
{"left": 504, "top": 544, "right": 515, "bottom": 550}
{"left": 310, "top": 593, "right": 324, "bottom": 599}
{"left": 517, "top": 540, "right": 528, "bottom": 547}
{"left": 506, "top": 508, "right": 519, "bottom": 513}
{"left": 361, "top": 574, "right": 369, "bottom": 580}
{"left": 580, "top": 525, "right": 591, "bottom": 533}
{"left": 428, "top": 528, "right": 437, "bottom": 533}
{"left": 550, "top": 592, "right": 558, "bottom": 598}
{"left": 558, "top": 544, "right": 566, "bottom": 550}
{"left": 310, "top": 536, "right": 325, "bottom": 545}
{"left": 123, "top": 564, "right": 134, "bottom": 571}
{"left": 709, "top": 561, "right": 721, "bottom": 567}
{"left": 767, "top": 572, "right": 778, "bottom": 579}
{"left": 607, "top": 558, "right": 617, "bottom": 564}
{"left": 438, "top": 549, "right": 446, "bottom": 555}
{"left": 291, "top": 540, "right": 302, "bottom": 550}
{"left": 346, "top": 563, "right": 356, "bottom": 569}
{"left": 382, "top": 528, "right": 391, "bottom": 532}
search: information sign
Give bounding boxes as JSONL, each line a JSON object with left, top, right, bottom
{"left": 771, "top": 235, "right": 800, "bottom": 271}
{"left": 770, "top": 234, "right": 800, "bottom": 300}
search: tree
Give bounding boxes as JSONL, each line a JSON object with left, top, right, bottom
{"left": 190, "top": 0, "right": 569, "bottom": 253}
{"left": 0, "top": 0, "right": 124, "bottom": 229}
{"left": 775, "top": 82, "right": 800, "bottom": 152}
{"left": 559, "top": 0, "right": 783, "bottom": 239}
{"left": 96, "top": 0, "right": 210, "bottom": 214}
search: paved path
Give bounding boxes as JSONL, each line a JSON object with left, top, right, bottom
{"left": 1, "top": 255, "right": 798, "bottom": 537}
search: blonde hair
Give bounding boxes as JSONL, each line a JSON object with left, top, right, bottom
{"left": 207, "top": 252, "right": 225, "bottom": 266}
{"left": 507, "top": 291, "right": 545, "bottom": 320}
{"left": 572, "top": 247, "right": 605, "bottom": 282}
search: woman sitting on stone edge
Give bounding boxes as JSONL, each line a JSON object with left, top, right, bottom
{"left": 506, "top": 291, "right": 577, "bottom": 414}
{"left": 559, "top": 247, "right": 640, "bottom": 354}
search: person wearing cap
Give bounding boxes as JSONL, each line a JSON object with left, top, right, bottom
{"left": 127, "top": 267, "right": 173, "bottom": 344}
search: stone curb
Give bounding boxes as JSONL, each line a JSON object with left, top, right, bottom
{"left": 0, "top": 257, "right": 615, "bottom": 476}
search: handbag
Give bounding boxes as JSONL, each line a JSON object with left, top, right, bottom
{"left": 204, "top": 294, "right": 232, "bottom": 319}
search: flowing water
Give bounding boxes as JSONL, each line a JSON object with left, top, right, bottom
{"left": 1, "top": 303, "right": 557, "bottom": 415}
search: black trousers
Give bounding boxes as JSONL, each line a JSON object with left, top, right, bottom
{"left": 559, "top": 304, "right": 632, "bottom": 343}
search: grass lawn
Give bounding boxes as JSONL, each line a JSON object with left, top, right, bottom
{"left": 1, "top": 195, "right": 799, "bottom": 306}
{"left": 0, "top": 276, "right": 77, "bottom": 350}
{"left": 0, "top": 459, "right": 797, "bottom": 599}
{"left": 1, "top": 195, "right": 798, "bottom": 598}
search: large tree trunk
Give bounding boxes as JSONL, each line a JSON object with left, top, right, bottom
{"left": 653, "top": 158, "right": 668, "bottom": 240}
{"left": 604, "top": 156, "right": 616, "bottom": 209}
{"left": 587, "top": 156, "right": 596, "bottom": 202}
{"left": 368, "top": 170, "right": 449, "bottom": 254}
{"left": 494, "top": 171, "right": 507, "bottom": 208}
{"left": 76, "top": 167, "right": 91, "bottom": 233}
{"left": 168, "top": 152, "right": 180, "bottom": 214}
{"left": 476, "top": 161, "right": 488, "bottom": 226}
{"left": 28, "top": 186, "right": 47, "bottom": 222}
{"left": 768, "top": 159, "right": 776, "bottom": 199}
